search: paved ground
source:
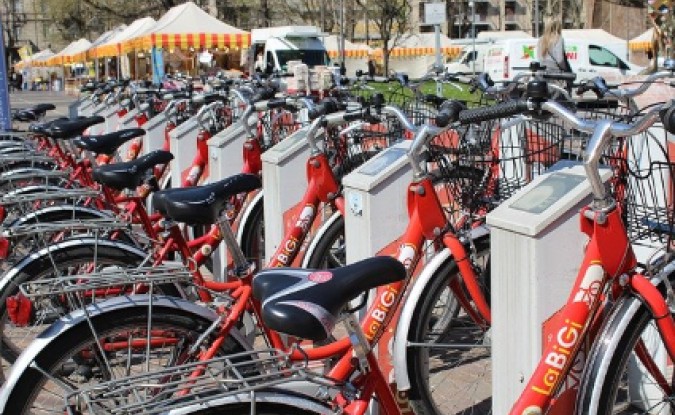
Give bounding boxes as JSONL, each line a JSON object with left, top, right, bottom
{"left": 7, "top": 90, "right": 79, "bottom": 124}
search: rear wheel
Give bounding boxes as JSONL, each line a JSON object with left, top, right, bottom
{"left": 0, "top": 241, "right": 178, "bottom": 367}
{"left": 2, "top": 305, "right": 246, "bottom": 415}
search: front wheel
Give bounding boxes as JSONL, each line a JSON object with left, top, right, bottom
{"left": 303, "top": 213, "right": 345, "bottom": 269}
{"left": 1, "top": 303, "right": 246, "bottom": 415}
{"left": 406, "top": 241, "right": 491, "bottom": 415}
{"left": 576, "top": 272, "right": 675, "bottom": 414}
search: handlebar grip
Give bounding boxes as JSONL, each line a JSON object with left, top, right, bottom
{"left": 436, "top": 100, "right": 467, "bottom": 128}
{"left": 267, "top": 98, "right": 288, "bottom": 109}
{"left": 459, "top": 100, "right": 529, "bottom": 125}
{"left": 343, "top": 110, "right": 365, "bottom": 123}
{"left": 309, "top": 98, "right": 339, "bottom": 120}
{"left": 541, "top": 72, "right": 577, "bottom": 82}
{"left": 660, "top": 103, "right": 675, "bottom": 134}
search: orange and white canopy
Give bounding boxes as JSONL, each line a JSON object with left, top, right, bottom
{"left": 122, "top": 2, "right": 250, "bottom": 51}
{"left": 630, "top": 28, "right": 654, "bottom": 52}
{"left": 324, "top": 35, "right": 373, "bottom": 59}
{"left": 89, "top": 17, "right": 156, "bottom": 58}
{"left": 46, "top": 39, "right": 92, "bottom": 66}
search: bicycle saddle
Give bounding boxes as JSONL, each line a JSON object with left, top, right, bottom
{"left": 253, "top": 256, "right": 406, "bottom": 341}
{"left": 28, "top": 117, "right": 71, "bottom": 135}
{"left": 13, "top": 104, "right": 56, "bottom": 122}
{"left": 92, "top": 150, "right": 174, "bottom": 191}
{"left": 47, "top": 116, "right": 105, "bottom": 139}
{"left": 152, "top": 174, "right": 261, "bottom": 225}
{"left": 74, "top": 128, "right": 145, "bottom": 156}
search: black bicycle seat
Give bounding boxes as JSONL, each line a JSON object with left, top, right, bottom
{"left": 253, "top": 256, "right": 406, "bottom": 341}
{"left": 152, "top": 174, "right": 261, "bottom": 225}
{"left": 47, "top": 116, "right": 105, "bottom": 139}
{"left": 92, "top": 150, "right": 173, "bottom": 190}
{"left": 74, "top": 128, "right": 145, "bottom": 156}
{"left": 13, "top": 103, "right": 56, "bottom": 122}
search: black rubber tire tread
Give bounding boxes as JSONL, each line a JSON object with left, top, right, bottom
{"left": 239, "top": 198, "right": 265, "bottom": 270}
{"left": 0, "top": 241, "right": 178, "bottom": 363}
{"left": 576, "top": 271, "right": 675, "bottom": 414}
{"left": 173, "top": 397, "right": 323, "bottom": 414}
{"left": 304, "top": 213, "right": 345, "bottom": 269}
{"left": 2, "top": 305, "right": 245, "bottom": 415}
{"left": 406, "top": 236, "right": 491, "bottom": 415}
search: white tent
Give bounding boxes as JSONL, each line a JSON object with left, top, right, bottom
{"left": 91, "top": 17, "right": 156, "bottom": 58}
{"left": 47, "top": 38, "right": 92, "bottom": 66}
{"left": 124, "top": 1, "right": 248, "bottom": 51}
{"left": 391, "top": 33, "right": 454, "bottom": 49}
{"left": 477, "top": 30, "right": 533, "bottom": 40}
{"left": 629, "top": 29, "right": 653, "bottom": 52}
{"left": 322, "top": 35, "right": 373, "bottom": 75}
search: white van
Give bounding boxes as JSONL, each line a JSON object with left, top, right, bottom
{"left": 483, "top": 38, "right": 643, "bottom": 84}
{"left": 445, "top": 44, "right": 492, "bottom": 75}
{"left": 249, "top": 26, "right": 330, "bottom": 74}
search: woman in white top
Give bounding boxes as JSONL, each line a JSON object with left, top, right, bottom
{"left": 537, "top": 16, "right": 573, "bottom": 94}
{"left": 537, "top": 16, "right": 569, "bottom": 73}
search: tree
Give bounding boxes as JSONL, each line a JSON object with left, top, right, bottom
{"left": 370, "top": 0, "right": 411, "bottom": 75}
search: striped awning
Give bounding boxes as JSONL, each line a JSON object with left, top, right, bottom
{"left": 629, "top": 41, "right": 652, "bottom": 52}
{"left": 327, "top": 49, "right": 371, "bottom": 59}
{"left": 126, "top": 32, "right": 251, "bottom": 52}
{"left": 372, "top": 46, "right": 462, "bottom": 58}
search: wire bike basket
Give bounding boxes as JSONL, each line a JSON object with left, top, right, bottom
{"left": 427, "top": 116, "right": 573, "bottom": 222}
{"left": 602, "top": 124, "right": 675, "bottom": 251}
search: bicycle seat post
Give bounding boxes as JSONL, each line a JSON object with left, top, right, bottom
{"left": 216, "top": 214, "right": 252, "bottom": 277}
{"left": 343, "top": 313, "right": 371, "bottom": 372}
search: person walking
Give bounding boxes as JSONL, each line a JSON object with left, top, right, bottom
{"left": 537, "top": 15, "right": 573, "bottom": 92}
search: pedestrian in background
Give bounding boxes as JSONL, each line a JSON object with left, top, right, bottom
{"left": 537, "top": 15, "right": 573, "bottom": 92}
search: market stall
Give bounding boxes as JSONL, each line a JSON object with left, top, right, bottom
{"left": 88, "top": 17, "right": 157, "bottom": 80}
{"left": 121, "top": 1, "right": 250, "bottom": 80}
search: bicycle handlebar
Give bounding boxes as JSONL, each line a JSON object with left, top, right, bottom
{"left": 457, "top": 100, "right": 531, "bottom": 124}
{"left": 196, "top": 101, "right": 224, "bottom": 126}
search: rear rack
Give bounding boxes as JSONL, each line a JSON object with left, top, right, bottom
{"left": 19, "top": 263, "right": 193, "bottom": 299}
{"left": 65, "top": 348, "right": 337, "bottom": 415}
{"left": 0, "top": 188, "right": 100, "bottom": 205}
{"left": 0, "top": 154, "right": 55, "bottom": 164}
{"left": 2, "top": 217, "right": 129, "bottom": 238}
{"left": 0, "top": 170, "right": 69, "bottom": 181}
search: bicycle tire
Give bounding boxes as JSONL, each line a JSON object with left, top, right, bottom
{"left": 0, "top": 240, "right": 178, "bottom": 365}
{"left": 169, "top": 400, "right": 322, "bottom": 415}
{"left": 239, "top": 198, "right": 265, "bottom": 271}
{"left": 576, "top": 271, "right": 675, "bottom": 414}
{"left": 2, "top": 205, "right": 125, "bottom": 261}
{"left": 406, "top": 239, "right": 492, "bottom": 415}
{"left": 304, "top": 213, "right": 345, "bottom": 269}
{"left": 1, "top": 304, "right": 245, "bottom": 415}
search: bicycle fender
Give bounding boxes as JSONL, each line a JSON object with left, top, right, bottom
{"left": 4, "top": 184, "right": 68, "bottom": 197}
{"left": 7, "top": 205, "right": 111, "bottom": 228}
{"left": 300, "top": 210, "right": 342, "bottom": 268}
{"left": 0, "top": 238, "right": 149, "bottom": 297}
{"left": 0, "top": 295, "right": 252, "bottom": 413}
{"left": 164, "top": 389, "right": 333, "bottom": 415}
{"left": 1, "top": 167, "right": 58, "bottom": 180}
{"left": 393, "top": 247, "right": 452, "bottom": 392}
{"left": 235, "top": 189, "right": 264, "bottom": 245}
